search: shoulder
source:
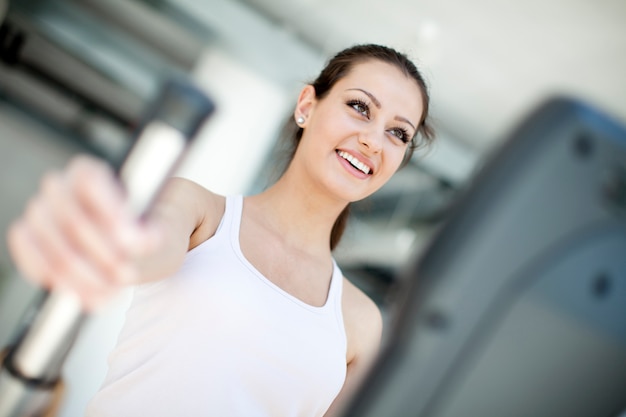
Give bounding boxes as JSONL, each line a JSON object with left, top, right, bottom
{"left": 160, "top": 177, "right": 226, "bottom": 250}
{"left": 341, "top": 276, "right": 383, "bottom": 365}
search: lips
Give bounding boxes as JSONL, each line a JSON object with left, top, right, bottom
{"left": 336, "top": 150, "right": 373, "bottom": 175}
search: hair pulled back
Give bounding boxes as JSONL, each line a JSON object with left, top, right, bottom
{"left": 282, "top": 44, "right": 435, "bottom": 250}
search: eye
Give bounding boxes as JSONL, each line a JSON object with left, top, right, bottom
{"left": 347, "top": 99, "right": 370, "bottom": 118}
{"left": 388, "top": 127, "right": 411, "bottom": 144}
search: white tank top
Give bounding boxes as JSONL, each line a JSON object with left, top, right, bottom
{"left": 86, "top": 195, "right": 347, "bottom": 417}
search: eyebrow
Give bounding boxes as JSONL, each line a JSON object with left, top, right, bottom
{"left": 347, "top": 88, "right": 417, "bottom": 131}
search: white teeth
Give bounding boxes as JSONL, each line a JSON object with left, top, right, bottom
{"left": 338, "top": 151, "right": 371, "bottom": 175}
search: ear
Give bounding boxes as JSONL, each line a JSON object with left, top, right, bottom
{"left": 293, "top": 85, "right": 317, "bottom": 124}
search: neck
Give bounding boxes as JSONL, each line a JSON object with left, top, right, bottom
{"left": 250, "top": 169, "right": 348, "bottom": 256}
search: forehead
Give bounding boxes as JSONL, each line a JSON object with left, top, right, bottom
{"left": 334, "top": 60, "right": 424, "bottom": 119}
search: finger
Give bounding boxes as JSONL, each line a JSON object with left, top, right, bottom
{"left": 9, "top": 220, "right": 121, "bottom": 311}
{"left": 46, "top": 256, "right": 120, "bottom": 309}
{"left": 6, "top": 219, "right": 55, "bottom": 289}
{"left": 72, "top": 163, "right": 164, "bottom": 262}
{"left": 23, "top": 192, "right": 116, "bottom": 297}
{"left": 23, "top": 193, "right": 72, "bottom": 271}
{"left": 62, "top": 155, "right": 160, "bottom": 278}
{"left": 42, "top": 171, "right": 130, "bottom": 285}
{"left": 66, "top": 156, "right": 140, "bottom": 251}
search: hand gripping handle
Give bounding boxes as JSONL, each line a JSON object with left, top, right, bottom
{"left": 0, "top": 78, "right": 215, "bottom": 416}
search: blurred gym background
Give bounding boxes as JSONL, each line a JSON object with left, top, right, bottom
{"left": 0, "top": 0, "right": 624, "bottom": 415}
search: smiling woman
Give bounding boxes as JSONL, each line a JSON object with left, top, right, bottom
{"left": 6, "top": 44, "right": 435, "bottom": 417}
{"left": 290, "top": 60, "right": 427, "bottom": 241}
{"left": 282, "top": 45, "right": 435, "bottom": 251}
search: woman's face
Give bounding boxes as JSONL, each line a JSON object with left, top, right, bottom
{"left": 293, "top": 59, "right": 425, "bottom": 203}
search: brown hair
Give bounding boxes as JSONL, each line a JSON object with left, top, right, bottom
{"left": 280, "top": 44, "right": 435, "bottom": 250}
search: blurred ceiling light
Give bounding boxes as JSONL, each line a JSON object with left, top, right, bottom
{"left": 418, "top": 19, "right": 440, "bottom": 43}
{"left": 392, "top": 18, "right": 442, "bottom": 68}
{"left": 412, "top": 19, "right": 442, "bottom": 66}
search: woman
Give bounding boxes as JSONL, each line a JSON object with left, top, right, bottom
{"left": 7, "top": 44, "right": 434, "bottom": 416}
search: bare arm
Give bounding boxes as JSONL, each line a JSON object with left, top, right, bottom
{"left": 6, "top": 155, "right": 223, "bottom": 310}
{"left": 135, "top": 176, "right": 224, "bottom": 283}
{"left": 324, "top": 278, "right": 383, "bottom": 417}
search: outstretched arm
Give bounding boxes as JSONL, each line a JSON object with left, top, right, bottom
{"left": 6, "top": 154, "right": 223, "bottom": 310}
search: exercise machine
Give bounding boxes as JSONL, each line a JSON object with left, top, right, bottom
{"left": 343, "top": 96, "right": 626, "bottom": 417}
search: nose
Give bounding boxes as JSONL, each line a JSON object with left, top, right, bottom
{"left": 358, "top": 125, "right": 384, "bottom": 154}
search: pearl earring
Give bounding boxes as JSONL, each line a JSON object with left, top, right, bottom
{"left": 296, "top": 116, "right": 305, "bottom": 125}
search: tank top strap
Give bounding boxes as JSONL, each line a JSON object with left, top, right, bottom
{"left": 327, "top": 259, "right": 343, "bottom": 302}
{"left": 212, "top": 195, "right": 243, "bottom": 241}
{"left": 328, "top": 259, "right": 345, "bottom": 329}
{"left": 225, "top": 195, "right": 244, "bottom": 245}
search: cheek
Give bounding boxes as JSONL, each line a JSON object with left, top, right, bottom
{"left": 384, "top": 145, "right": 409, "bottom": 174}
{"left": 307, "top": 121, "right": 352, "bottom": 155}
{"left": 315, "top": 104, "right": 356, "bottom": 133}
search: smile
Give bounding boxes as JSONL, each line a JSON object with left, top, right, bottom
{"left": 337, "top": 150, "right": 372, "bottom": 175}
